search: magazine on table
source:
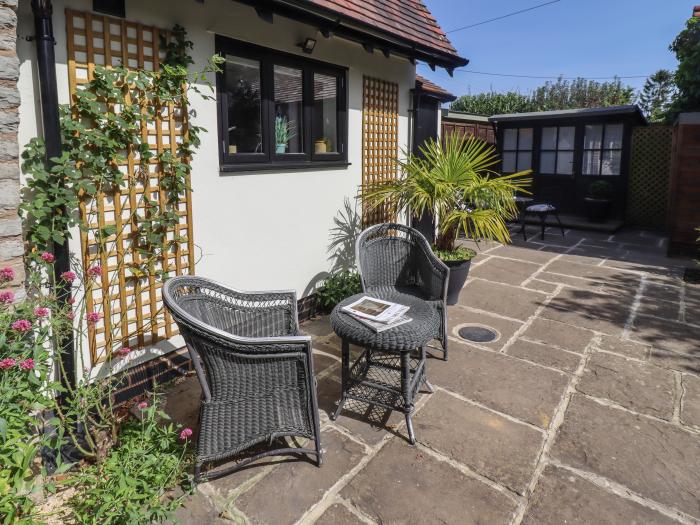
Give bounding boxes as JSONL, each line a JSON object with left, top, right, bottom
{"left": 341, "top": 296, "right": 409, "bottom": 324}
{"left": 350, "top": 313, "right": 413, "bottom": 333}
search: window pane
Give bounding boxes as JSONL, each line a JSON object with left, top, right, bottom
{"left": 503, "top": 129, "right": 517, "bottom": 150}
{"left": 541, "top": 127, "right": 557, "bottom": 150}
{"left": 313, "top": 73, "right": 338, "bottom": 153}
{"left": 604, "top": 124, "right": 624, "bottom": 149}
{"left": 517, "top": 151, "right": 532, "bottom": 171}
{"left": 584, "top": 124, "right": 603, "bottom": 150}
{"left": 273, "top": 65, "right": 303, "bottom": 153}
{"left": 502, "top": 151, "right": 516, "bottom": 172}
{"left": 558, "top": 126, "right": 575, "bottom": 150}
{"left": 601, "top": 150, "right": 622, "bottom": 175}
{"left": 557, "top": 151, "right": 574, "bottom": 174}
{"left": 225, "top": 56, "right": 262, "bottom": 154}
{"left": 518, "top": 128, "right": 533, "bottom": 150}
{"left": 540, "top": 151, "right": 556, "bottom": 173}
{"left": 582, "top": 150, "right": 601, "bottom": 175}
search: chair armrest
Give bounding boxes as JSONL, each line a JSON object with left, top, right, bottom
{"left": 419, "top": 249, "right": 450, "bottom": 302}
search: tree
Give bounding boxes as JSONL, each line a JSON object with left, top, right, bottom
{"left": 637, "top": 69, "right": 676, "bottom": 122}
{"left": 669, "top": 16, "right": 700, "bottom": 117}
{"left": 450, "top": 76, "right": 635, "bottom": 116}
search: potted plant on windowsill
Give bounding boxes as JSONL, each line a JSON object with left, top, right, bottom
{"left": 275, "top": 115, "right": 296, "bottom": 153}
{"left": 362, "top": 134, "right": 531, "bottom": 304}
{"left": 585, "top": 180, "right": 614, "bottom": 223}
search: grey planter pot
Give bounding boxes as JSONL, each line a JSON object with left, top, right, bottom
{"left": 444, "top": 259, "right": 472, "bottom": 305}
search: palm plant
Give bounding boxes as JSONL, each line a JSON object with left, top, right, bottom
{"left": 362, "top": 133, "right": 532, "bottom": 255}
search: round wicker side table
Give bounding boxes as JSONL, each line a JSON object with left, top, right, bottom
{"left": 330, "top": 292, "right": 440, "bottom": 444}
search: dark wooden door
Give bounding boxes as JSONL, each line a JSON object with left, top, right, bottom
{"left": 411, "top": 95, "right": 439, "bottom": 243}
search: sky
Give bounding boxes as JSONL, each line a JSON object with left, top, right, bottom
{"left": 419, "top": 0, "right": 693, "bottom": 101}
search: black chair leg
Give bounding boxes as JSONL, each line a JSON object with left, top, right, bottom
{"left": 522, "top": 212, "right": 528, "bottom": 241}
{"left": 555, "top": 212, "right": 565, "bottom": 237}
{"left": 539, "top": 213, "right": 546, "bottom": 240}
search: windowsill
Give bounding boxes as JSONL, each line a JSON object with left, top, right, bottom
{"left": 220, "top": 161, "right": 351, "bottom": 173}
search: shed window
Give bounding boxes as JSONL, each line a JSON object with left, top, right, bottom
{"left": 583, "top": 124, "right": 623, "bottom": 175}
{"left": 540, "top": 126, "right": 575, "bottom": 175}
{"left": 216, "top": 36, "right": 347, "bottom": 170}
{"left": 501, "top": 128, "right": 532, "bottom": 173}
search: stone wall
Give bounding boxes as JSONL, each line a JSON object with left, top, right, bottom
{"left": 0, "top": 0, "right": 23, "bottom": 292}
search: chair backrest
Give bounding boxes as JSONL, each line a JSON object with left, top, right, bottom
{"left": 356, "top": 223, "right": 434, "bottom": 293}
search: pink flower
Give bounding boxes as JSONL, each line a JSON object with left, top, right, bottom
{"left": 0, "top": 267, "right": 14, "bottom": 282}
{"left": 40, "top": 252, "right": 55, "bottom": 263}
{"left": 60, "top": 271, "right": 77, "bottom": 283}
{"left": 179, "top": 428, "right": 193, "bottom": 440}
{"left": 34, "top": 307, "right": 50, "bottom": 318}
{"left": 0, "top": 358, "right": 16, "bottom": 369}
{"left": 137, "top": 401, "right": 148, "bottom": 410}
{"left": 86, "top": 312, "right": 101, "bottom": 324}
{"left": 19, "top": 358, "right": 34, "bottom": 371}
{"left": 0, "top": 291, "right": 14, "bottom": 304}
{"left": 68, "top": 297, "right": 76, "bottom": 305}
{"left": 66, "top": 312, "right": 75, "bottom": 320}
{"left": 11, "top": 319, "right": 32, "bottom": 332}
{"left": 115, "top": 346, "right": 131, "bottom": 357}
{"left": 87, "top": 265, "right": 102, "bottom": 278}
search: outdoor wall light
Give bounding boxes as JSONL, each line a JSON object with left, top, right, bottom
{"left": 299, "top": 37, "right": 316, "bottom": 53}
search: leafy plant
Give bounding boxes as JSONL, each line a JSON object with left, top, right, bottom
{"left": 65, "top": 395, "right": 192, "bottom": 525}
{"left": 433, "top": 246, "right": 476, "bottom": 262}
{"left": 637, "top": 69, "right": 676, "bottom": 122}
{"left": 587, "top": 180, "right": 614, "bottom": 200}
{"left": 315, "top": 270, "right": 362, "bottom": 312}
{"left": 275, "top": 115, "right": 296, "bottom": 145}
{"left": 669, "top": 16, "right": 700, "bottom": 117}
{"left": 362, "top": 133, "right": 531, "bottom": 256}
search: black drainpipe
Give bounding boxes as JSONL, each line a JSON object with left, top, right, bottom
{"left": 31, "top": 0, "right": 76, "bottom": 395}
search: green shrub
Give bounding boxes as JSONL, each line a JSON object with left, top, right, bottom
{"left": 433, "top": 246, "right": 476, "bottom": 262}
{"left": 587, "top": 180, "right": 614, "bottom": 200}
{"left": 66, "top": 396, "right": 192, "bottom": 525}
{"left": 315, "top": 270, "right": 362, "bottom": 312}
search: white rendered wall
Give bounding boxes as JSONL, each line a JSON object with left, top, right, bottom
{"left": 16, "top": 0, "right": 415, "bottom": 374}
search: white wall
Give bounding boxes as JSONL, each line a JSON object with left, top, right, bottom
{"left": 16, "top": 0, "right": 414, "bottom": 374}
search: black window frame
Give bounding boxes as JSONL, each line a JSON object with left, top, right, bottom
{"left": 215, "top": 36, "right": 348, "bottom": 172}
{"left": 582, "top": 123, "right": 624, "bottom": 176}
{"left": 501, "top": 127, "right": 533, "bottom": 174}
{"left": 539, "top": 125, "right": 576, "bottom": 176}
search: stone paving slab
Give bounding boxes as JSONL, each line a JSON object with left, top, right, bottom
{"left": 521, "top": 317, "right": 593, "bottom": 353}
{"left": 414, "top": 390, "right": 544, "bottom": 495}
{"left": 681, "top": 374, "right": 700, "bottom": 429}
{"left": 596, "top": 335, "right": 651, "bottom": 360}
{"left": 651, "top": 348, "right": 700, "bottom": 376}
{"left": 428, "top": 342, "right": 569, "bottom": 429}
{"left": 507, "top": 338, "right": 581, "bottom": 373}
{"left": 541, "top": 288, "right": 631, "bottom": 336}
{"left": 459, "top": 278, "right": 546, "bottom": 321}
{"left": 486, "top": 244, "right": 558, "bottom": 265}
{"left": 469, "top": 256, "right": 541, "bottom": 286}
{"left": 637, "top": 297, "right": 681, "bottom": 322}
{"left": 551, "top": 395, "right": 700, "bottom": 519}
{"left": 314, "top": 503, "right": 365, "bottom": 524}
{"left": 644, "top": 282, "right": 683, "bottom": 303}
{"left": 523, "top": 279, "right": 559, "bottom": 293}
{"left": 546, "top": 259, "right": 641, "bottom": 290}
{"left": 629, "top": 314, "right": 700, "bottom": 355}
{"left": 577, "top": 352, "right": 676, "bottom": 420}
{"left": 341, "top": 439, "right": 517, "bottom": 524}
{"left": 523, "top": 465, "right": 681, "bottom": 525}
{"left": 234, "top": 427, "right": 366, "bottom": 525}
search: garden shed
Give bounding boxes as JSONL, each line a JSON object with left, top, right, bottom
{"left": 490, "top": 105, "right": 647, "bottom": 219}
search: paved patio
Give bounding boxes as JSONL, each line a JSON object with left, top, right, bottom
{"left": 165, "top": 226, "right": 700, "bottom": 524}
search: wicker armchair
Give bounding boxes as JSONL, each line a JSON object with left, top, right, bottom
{"left": 162, "top": 276, "right": 322, "bottom": 482}
{"left": 356, "top": 223, "right": 450, "bottom": 359}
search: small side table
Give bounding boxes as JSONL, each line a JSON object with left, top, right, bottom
{"left": 330, "top": 293, "right": 440, "bottom": 444}
{"left": 522, "top": 203, "right": 566, "bottom": 241}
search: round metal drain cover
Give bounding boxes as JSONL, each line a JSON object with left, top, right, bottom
{"left": 458, "top": 325, "right": 499, "bottom": 343}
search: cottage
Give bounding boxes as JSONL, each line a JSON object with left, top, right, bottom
{"left": 13, "top": 0, "right": 465, "bottom": 381}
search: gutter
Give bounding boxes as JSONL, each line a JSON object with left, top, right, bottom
{"left": 30, "top": 0, "right": 76, "bottom": 394}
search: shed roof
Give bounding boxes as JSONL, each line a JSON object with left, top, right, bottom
{"left": 489, "top": 105, "right": 647, "bottom": 124}
{"left": 415, "top": 75, "right": 456, "bottom": 102}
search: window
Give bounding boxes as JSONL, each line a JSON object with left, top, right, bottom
{"left": 501, "top": 128, "right": 532, "bottom": 173}
{"left": 216, "top": 36, "right": 347, "bottom": 170}
{"left": 540, "top": 126, "right": 575, "bottom": 175}
{"left": 582, "top": 123, "right": 623, "bottom": 175}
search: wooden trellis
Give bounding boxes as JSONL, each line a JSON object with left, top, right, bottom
{"left": 65, "top": 9, "right": 194, "bottom": 364}
{"left": 627, "top": 125, "right": 673, "bottom": 229}
{"left": 362, "top": 76, "right": 398, "bottom": 226}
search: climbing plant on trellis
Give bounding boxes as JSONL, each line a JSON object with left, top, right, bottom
{"left": 362, "top": 76, "right": 399, "bottom": 227}
{"left": 627, "top": 125, "right": 673, "bottom": 229}
{"left": 65, "top": 9, "right": 195, "bottom": 364}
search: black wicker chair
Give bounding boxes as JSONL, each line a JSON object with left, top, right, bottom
{"left": 356, "top": 223, "right": 450, "bottom": 359}
{"left": 162, "top": 276, "right": 322, "bottom": 482}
